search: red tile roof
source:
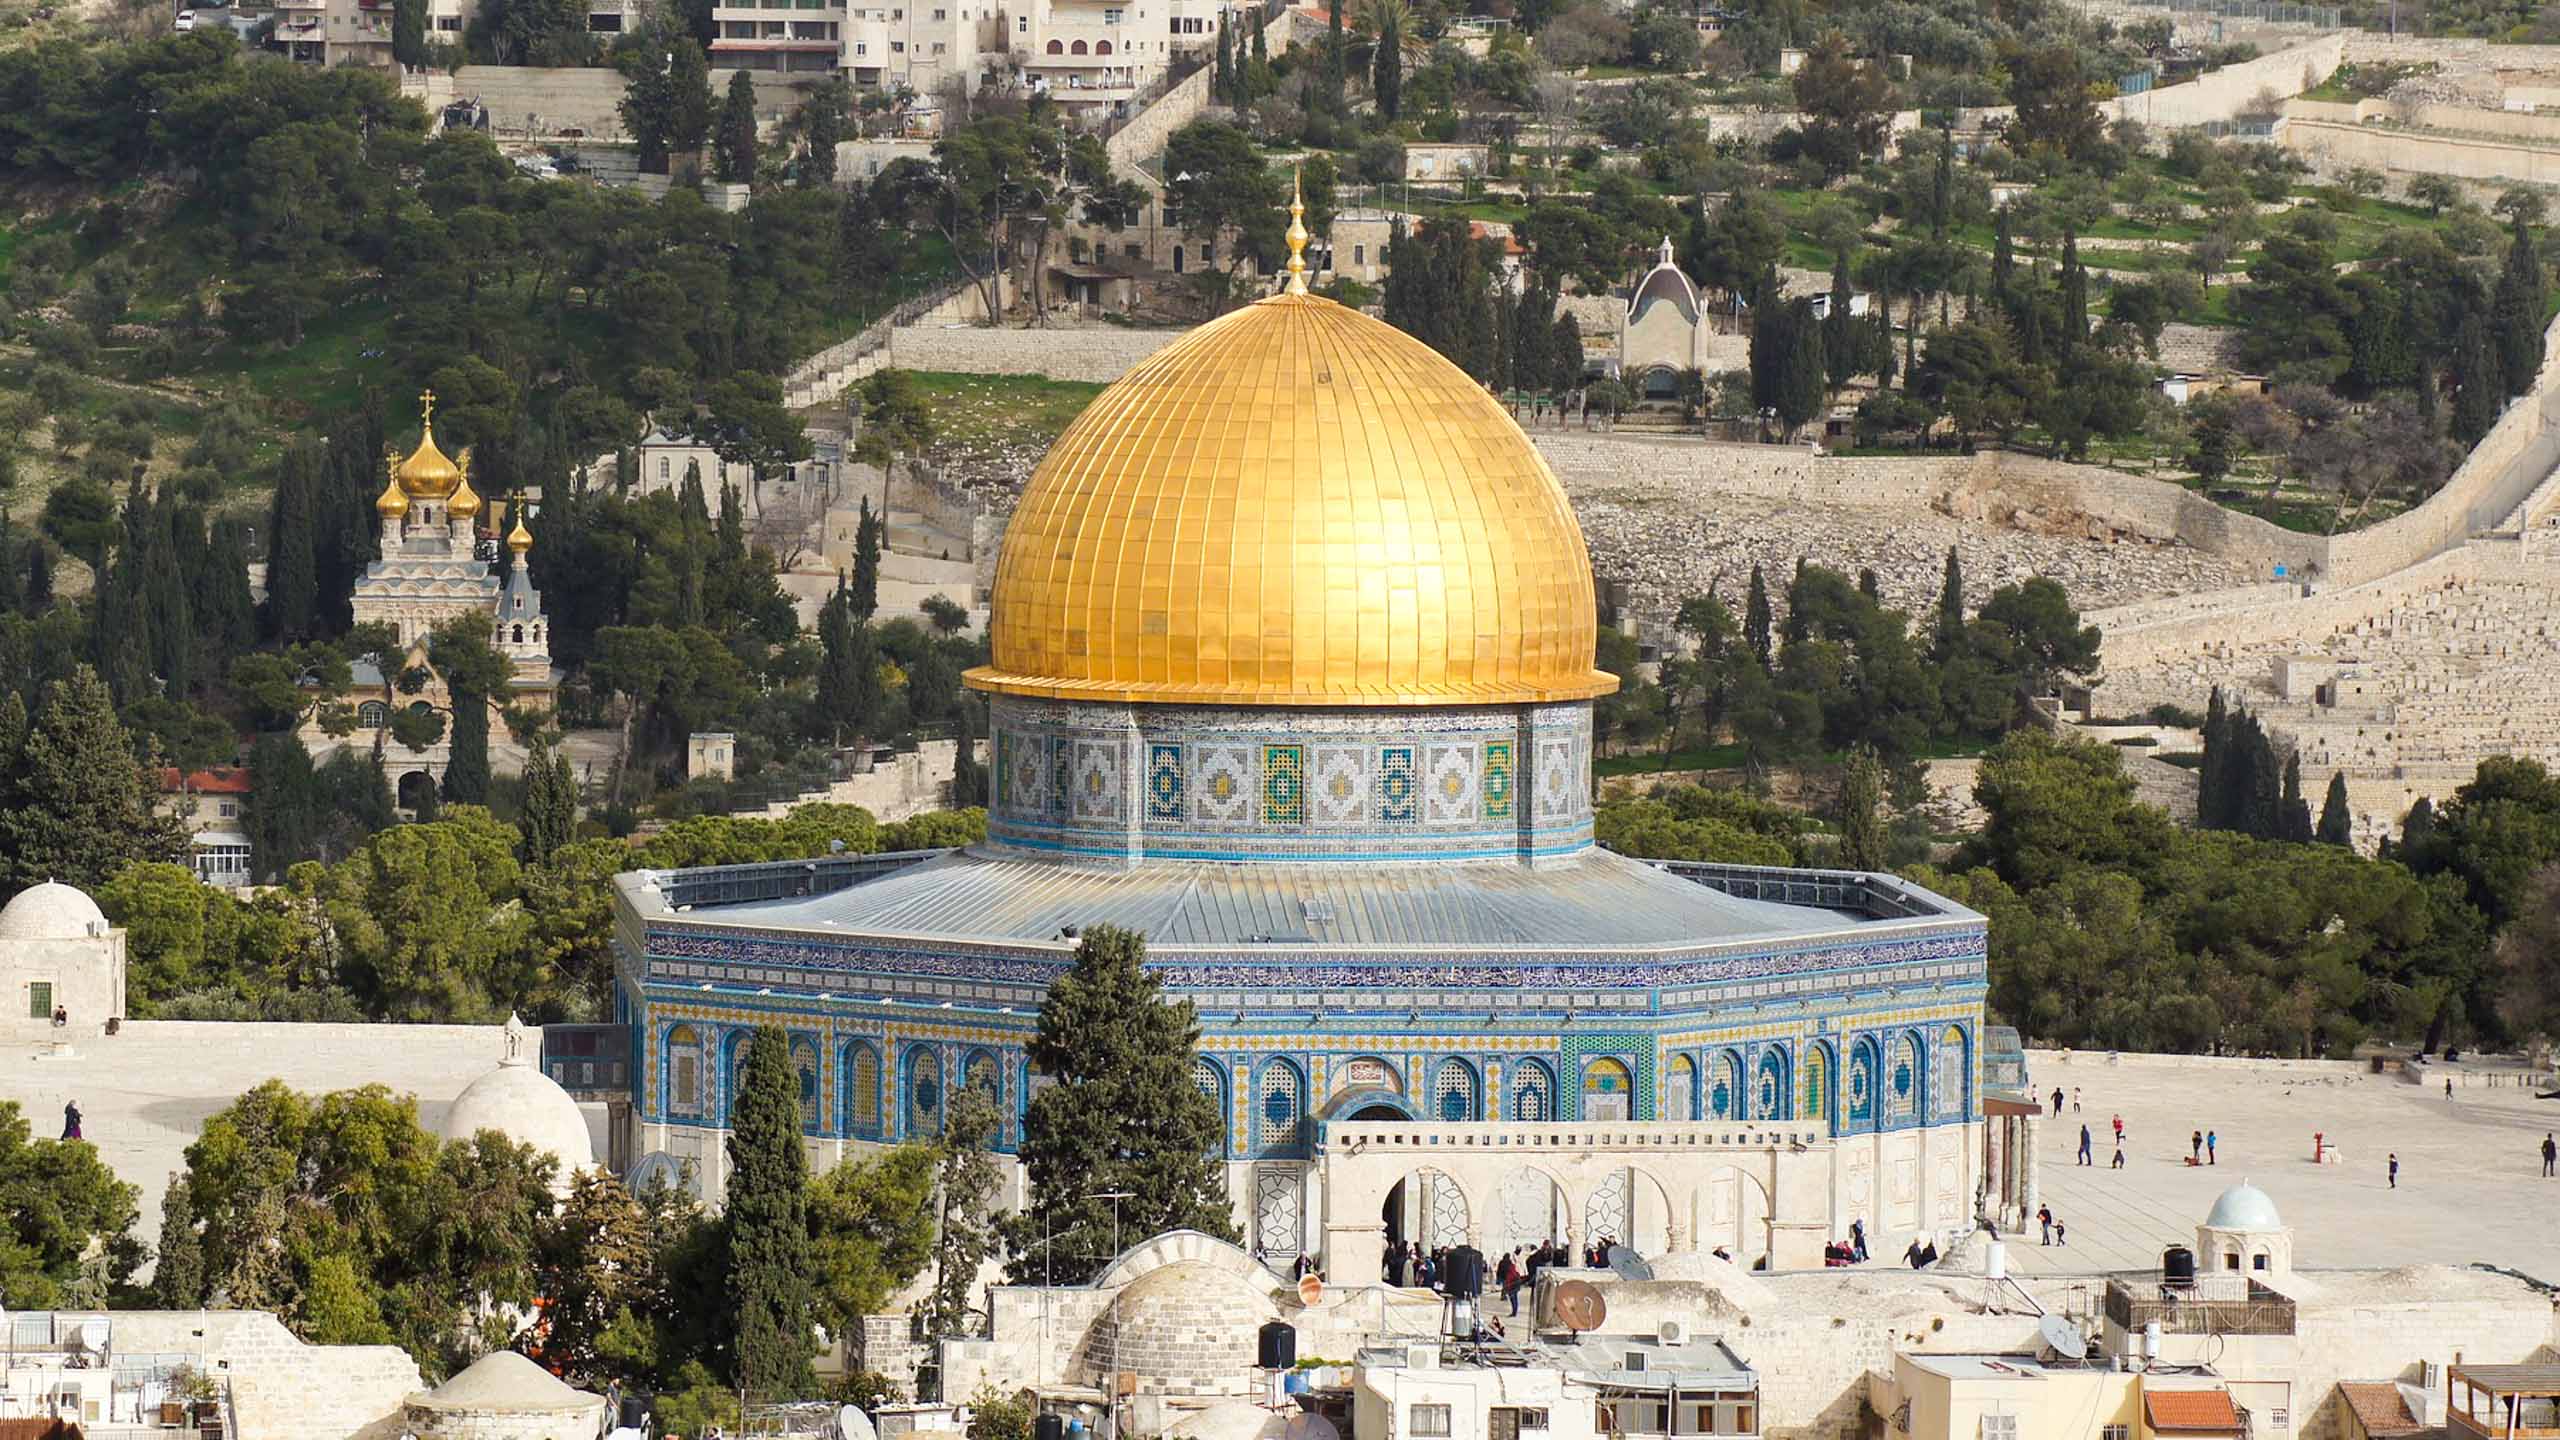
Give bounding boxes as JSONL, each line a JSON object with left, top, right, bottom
{"left": 158, "top": 766, "right": 251, "bottom": 795}
{"left": 2146, "top": 1390, "right": 2245, "bottom": 1434}
{"left": 2341, "top": 1383, "right": 2429, "bottom": 1439}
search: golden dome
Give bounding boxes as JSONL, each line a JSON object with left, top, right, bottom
{"left": 447, "top": 448, "right": 482, "bottom": 521}
{"left": 375, "top": 451, "right": 410, "bottom": 518}
{"left": 508, "top": 510, "right": 534, "bottom": 554}
{"left": 966, "top": 292, "right": 1614, "bottom": 707}
{"left": 395, "top": 390, "right": 463, "bottom": 501}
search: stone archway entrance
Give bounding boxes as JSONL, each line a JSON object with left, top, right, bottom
{"left": 397, "top": 770, "right": 437, "bottom": 812}
{"left": 1382, "top": 1166, "right": 1470, "bottom": 1275}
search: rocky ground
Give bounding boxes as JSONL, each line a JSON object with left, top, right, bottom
{"left": 1570, "top": 481, "right": 2258, "bottom": 623}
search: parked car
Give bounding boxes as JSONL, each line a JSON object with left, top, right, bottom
{"left": 173, "top": 8, "right": 195, "bottom": 28}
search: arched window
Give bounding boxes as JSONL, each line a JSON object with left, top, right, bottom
{"left": 1045, "top": 37, "right": 1061, "bottom": 51}
{"left": 845, "top": 1042, "right": 882, "bottom": 1137}
{"left": 1666, "top": 1055, "right": 1697, "bottom": 1122}
{"left": 1754, "top": 1047, "right": 1789, "bottom": 1121}
{"left": 791, "top": 1035, "right": 820, "bottom": 1134}
{"left": 963, "top": 1048, "right": 1000, "bottom": 1098}
{"left": 1094, "top": 38, "right": 1111, "bottom": 52}
{"left": 1193, "top": 1057, "right": 1228, "bottom": 1154}
{"left": 512, "top": 624, "right": 525, "bottom": 643}
{"left": 1512, "top": 1059, "right": 1554, "bottom": 1120}
{"left": 1848, "top": 1037, "right": 1880, "bottom": 1126}
{"left": 1805, "top": 1043, "right": 1834, "bottom": 1129}
{"left": 1069, "top": 37, "right": 1086, "bottom": 52}
{"left": 1256, "top": 1059, "right": 1303, "bottom": 1152}
{"left": 668, "top": 1023, "right": 703, "bottom": 1118}
{"left": 1710, "top": 1051, "right": 1742, "bottom": 1120}
{"left": 723, "top": 1030, "right": 755, "bottom": 1120}
{"left": 906, "top": 1045, "right": 943, "bottom": 1137}
{"left": 1432, "top": 1058, "right": 1478, "bottom": 1122}
{"left": 358, "top": 700, "right": 390, "bottom": 729}
{"left": 1936, "top": 1025, "right": 1968, "bottom": 1119}
{"left": 1888, "top": 1033, "right": 1922, "bottom": 1120}
{"left": 1582, "top": 1058, "right": 1631, "bottom": 1121}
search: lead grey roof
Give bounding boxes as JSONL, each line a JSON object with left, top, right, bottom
{"left": 688, "top": 847, "right": 1866, "bottom": 952}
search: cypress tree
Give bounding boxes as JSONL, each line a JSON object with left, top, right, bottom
{"left": 1325, "top": 0, "right": 1345, "bottom": 115}
{"left": 145, "top": 498, "right": 192, "bottom": 699}
{"left": 2198, "top": 687, "right": 2230, "bottom": 831}
{"left": 1931, "top": 122, "right": 1953, "bottom": 240}
{"left": 1249, "top": 12, "right": 1267, "bottom": 93}
{"left": 2280, "top": 749, "right": 2313, "bottom": 843}
{"left": 1743, "top": 564, "right": 1773, "bottom": 668}
{"left": 0, "top": 511, "right": 19, "bottom": 617}
{"left": 2316, "top": 770, "right": 2354, "bottom": 846}
{"left": 726, "top": 1023, "right": 817, "bottom": 1399}
{"left": 1216, "top": 15, "right": 1233, "bottom": 108}
{"left": 1823, "top": 251, "right": 1859, "bottom": 392}
{"left": 1779, "top": 299, "right": 1827, "bottom": 437}
{"left": 716, "top": 69, "right": 760, "bottom": 185}
{"left": 851, "top": 496, "right": 882, "bottom": 622}
{"left": 949, "top": 702, "right": 987, "bottom": 808}
{"left": 245, "top": 730, "right": 322, "bottom": 882}
{"left": 442, "top": 695, "right": 490, "bottom": 804}
{"left": 2452, "top": 312, "right": 2502, "bottom": 447}
{"left": 23, "top": 534, "right": 49, "bottom": 613}
{"left": 1836, "top": 744, "right": 1889, "bottom": 871}
{"left": 520, "top": 741, "right": 577, "bottom": 863}
{"left": 264, "top": 443, "right": 321, "bottom": 642}
{"left": 2494, "top": 213, "right": 2546, "bottom": 397}
{"left": 1005, "top": 926, "right": 1238, "bottom": 1284}
{"left": 2399, "top": 795, "right": 2437, "bottom": 858}
{"left": 2061, "top": 229, "right": 2089, "bottom": 356}
{"left": 1373, "top": 3, "right": 1402, "bottom": 121}
{"left": 2242, "top": 719, "right": 2282, "bottom": 840}
{"left": 1932, "top": 546, "right": 1965, "bottom": 663}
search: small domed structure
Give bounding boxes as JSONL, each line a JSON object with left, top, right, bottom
{"left": 402, "top": 1349, "right": 604, "bottom": 1440}
{"left": 0, "top": 882, "right": 108, "bottom": 941}
{"left": 2198, "top": 1179, "right": 2292, "bottom": 1281}
{"left": 1079, "top": 1259, "right": 1278, "bottom": 1400}
{"left": 443, "top": 1018, "right": 594, "bottom": 1192}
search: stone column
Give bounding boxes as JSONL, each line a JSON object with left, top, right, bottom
{"left": 2020, "top": 1112, "right": 2041, "bottom": 1235}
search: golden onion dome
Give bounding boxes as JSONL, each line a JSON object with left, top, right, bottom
{"left": 447, "top": 448, "right": 482, "bottom": 521}
{"left": 508, "top": 511, "right": 534, "bottom": 554}
{"left": 395, "top": 390, "right": 464, "bottom": 501}
{"left": 965, "top": 290, "right": 1615, "bottom": 707}
{"left": 375, "top": 452, "right": 411, "bottom": 519}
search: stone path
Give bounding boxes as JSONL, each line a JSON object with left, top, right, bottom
{"left": 2000, "top": 1052, "right": 2560, "bottom": 1280}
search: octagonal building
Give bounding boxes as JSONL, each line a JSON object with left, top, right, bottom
{"left": 608, "top": 219, "right": 1993, "bottom": 1275}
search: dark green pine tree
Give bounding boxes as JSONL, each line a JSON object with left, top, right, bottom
{"left": 815, "top": 580, "right": 881, "bottom": 742}
{"left": 2316, "top": 770, "right": 2354, "bottom": 846}
{"left": 0, "top": 665, "right": 185, "bottom": 892}
{"left": 2452, "top": 311, "right": 2503, "bottom": 447}
{"left": 1215, "top": 15, "right": 1233, "bottom": 107}
{"left": 1324, "top": 0, "right": 1346, "bottom": 114}
{"left": 1823, "top": 251, "right": 1860, "bottom": 392}
{"left": 716, "top": 69, "right": 760, "bottom": 184}
{"left": 2398, "top": 795, "right": 2437, "bottom": 860}
{"left": 0, "top": 509, "right": 22, "bottom": 617}
{"left": 1005, "top": 926, "right": 1237, "bottom": 1284}
{"left": 263, "top": 442, "right": 321, "bottom": 642}
{"left": 726, "top": 1023, "right": 817, "bottom": 1399}
{"left": 204, "top": 519, "right": 259, "bottom": 657}
{"left": 1931, "top": 546, "right": 1965, "bottom": 663}
{"left": 1836, "top": 744, "right": 1889, "bottom": 871}
{"left": 2494, "top": 213, "right": 2546, "bottom": 397}
{"left": 443, "top": 695, "right": 490, "bottom": 805}
{"left": 2198, "top": 687, "right": 2231, "bottom": 831}
{"left": 2279, "top": 749, "right": 2313, "bottom": 843}
{"left": 1249, "top": 11, "right": 1265, "bottom": 77}
{"left": 2242, "top": 718, "right": 2282, "bottom": 840}
{"left": 144, "top": 497, "right": 193, "bottom": 699}
{"left": 1372, "top": 3, "right": 1402, "bottom": 120}
{"left": 2060, "top": 229, "right": 2089, "bottom": 356}
{"left": 676, "top": 461, "right": 710, "bottom": 628}
{"left": 851, "top": 496, "right": 882, "bottom": 622}
{"left": 1991, "top": 210, "right": 2016, "bottom": 316}
{"left": 1743, "top": 564, "right": 1773, "bottom": 669}
{"left": 245, "top": 731, "right": 323, "bottom": 883}
{"left": 1930, "top": 121, "right": 1953, "bottom": 240}
{"left": 520, "top": 741, "right": 577, "bottom": 863}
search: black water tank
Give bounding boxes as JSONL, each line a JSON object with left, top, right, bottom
{"left": 2162, "top": 1245, "right": 2196, "bottom": 1286}
{"left": 1444, "top": 1245, "right": 1486, "bottom": 1296}
{"left": 1258, "top": 1319, "right": 1297, "bottom": 1370}
{"left": 1037, "top": 1415, "right": 1066, "bottom": 1440}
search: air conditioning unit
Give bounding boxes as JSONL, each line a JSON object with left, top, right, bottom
{"left": 1659, "top": 1320, "right": 1690, "bottom": 1346}
{"left": 1405, "top": 1344, "right": 1439, "bottom": 1371}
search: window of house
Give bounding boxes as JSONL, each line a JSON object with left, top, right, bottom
{"left": 1102, "top": 6, "right": 1120, "bottom": 20}
{"left": 1979, "top": 1416, "right": 2018, "bottom": 1440}
{"left": 1409, "top": 1407, "right": 1452, "bottom": 1438}
{"left": 1354, "top": 243, "right": 1366, "bottom": 264}
{"left": 1017, "top": 13, "right": 1026, "bottom": 29}
{"left": 218, "top": 800, "right": 239, "bottom": 817}
{"left": 28, "top": 981, "right": 51, "bottom": 1019}
{"left": 892, "top": 38, "right": 904, "bottom": 48}
{"left": 2253, "top": 1253, "right": 2271, "bottom": 1270}
{"left": 658, "top": 457, "right": 671, "bottom": 480}
{"left": 2102, "top": 1427, "right": 2131, "bottom": 1440}
{"left": 1516, "top": 1413, "right": 1548, "bottom": 1432}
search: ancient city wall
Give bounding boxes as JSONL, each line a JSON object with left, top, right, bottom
{"left": 2338, "top": 35, "right": 2560, "bottom": 67}
{"left": 2103, "top": 34, "right": 2347, "bottom": 128}
{"left": 2285, "top": 117, "right": 2560, "bottom": 183}
{"left": 884, "top": 322, "right": 1185, "bottom": 381}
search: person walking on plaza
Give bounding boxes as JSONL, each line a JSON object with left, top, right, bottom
{"left": 2389, "top": 1152, "right": 2400, "bottom": 1189}
{"left": 2544, "top": 1133, "right": 2556, "bottom": 1177}
{"left": 2073, "top": 1087, "right": 2082, "bottom": 1112}
{"left": 2112, "top": 1139, "right": 2126, "bottom": 1169}
{"left": 2112, "top": 1113, "right": 2124, "bottom": 1145}
{"left": 60, "top": 1100, "right": 80, "bottom": 1141}
{"left": 2052, "top": 1086, "right": 2064, "bottom": 1116}
{"left": 2078, "top": 1124, "right": 2093, "bottom": 1165}
{"left": 2038, "top": 1205, "right": 2053, "bottom": 1245}
{"left": 2206, "top": 1130, "right": 2217, "bottom": 1165}
{"left": 2054, "top": 1218, "right": 2067, "bottom": 1247}
{"left": 2447, "top": 1076, "right": 2455, "bottom": 1100}
{"left": 2191, "top": 1129, "right": 2203, "bottom": 1164}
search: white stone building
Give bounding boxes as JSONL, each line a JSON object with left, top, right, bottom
{"left": 0, "top": 882, "right": 124, "bottom": 1038}
{"left": 1620, "top": 237, "right": 1731, "bottom": 401}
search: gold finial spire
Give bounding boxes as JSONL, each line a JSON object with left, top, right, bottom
{"left": 419, "top": 388, "right": 437, "bottom": 430}
{"left": 375, "top": 446, "right": 410, "bottom": 518}
{"left": 449, "top": 445, "right": 482, "bottom": 520}
{"left": 1284, "top": 166, "right": 1309, "bottom": 296}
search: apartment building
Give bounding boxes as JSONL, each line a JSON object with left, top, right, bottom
{"left": 714, "top": 0, "right": 849, "bottom": 75}
{"left": 843, "top": 1, "right": 996, "bottom": 94}
{"left": 1010, "top": 0, "right": 1228, "bottom": 119}
{"left": 294, "top": 0, "right": 638, "bottom": 66}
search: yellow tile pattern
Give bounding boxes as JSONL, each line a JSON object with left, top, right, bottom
{"left": 966, "top": 293, "right": 1618, "bottom": 707}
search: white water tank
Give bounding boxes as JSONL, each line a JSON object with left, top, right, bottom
{"left": 1985, "top": 1240, "right": 2008, "bottom": 1282}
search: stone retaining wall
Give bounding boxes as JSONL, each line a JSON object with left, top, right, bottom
{"left": 2104, "top": 34, "right": 2347, "bottom": 128}
{"left": 884, "top": 322, "right": 1186, "bottom": 381}
{"left": 2286, "top": 116, "right": 2560, "bottom": 184}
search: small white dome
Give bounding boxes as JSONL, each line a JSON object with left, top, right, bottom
{"left": 419, "top": 1349, "right": 601, "bottom": 1413}
{"left": 2204, "top": 1181, "right": 2282, "bottom": 1230}
{"left": 0, "top": 882, "right": 107, "bottom": 941}
{"left": 443, "top": 1056, "right": 594, "bottom": 1180}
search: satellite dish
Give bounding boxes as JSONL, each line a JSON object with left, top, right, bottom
{"left": 1605, "top": 1244, "right": 1653, "bottom": 1282}
{"left": 2038, "top": 1314, "right": 2084, "bottom": 1358}
{"left": 73, "top": 1320, "right": 106, "bottom": 1355}
{"left": 1284, "top": 1412, "right": 1342, "bottom": 1440}
{"left": 1552, "top": 1279, "right": 1608, "bottom": 1334}
{"left": 1297, "top": 1273, "right": 1325, "bottom": 1307}
{"left": 831, "top": 1405, "right": 878, "bottom": 1440}
{"left": 625, "top": 1151, "right": 696, "bottom": 1201}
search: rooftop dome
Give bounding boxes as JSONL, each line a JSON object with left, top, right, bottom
{"left": 443, "top": 1041, "right": 594, "bottom": 1182}
{"left": 2204, "top": 1180, "right": 2282, "bottom": 1230}
{"left": 967, "top": 284, "right": 1615, "bottom": 708}
{"left": 0, "top": 881, "right": 107, "bottom": 941}
{"left": 417, "top": 1349, "right": 601, "bottom": 1414}
{"left": 395, "top": 390, "right": 465, "bottom": 502}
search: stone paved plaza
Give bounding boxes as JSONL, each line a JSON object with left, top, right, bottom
{"left": 0, "top": 1019, "right": 564, "bottom": 1241}
{"left": 2003, "top": 1051, "right": 2560, "bottom": 1280}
